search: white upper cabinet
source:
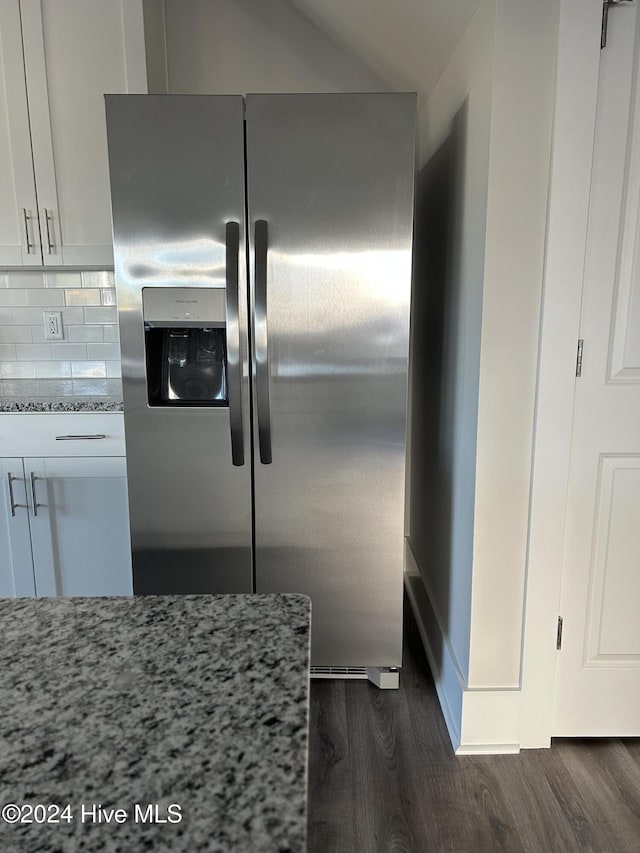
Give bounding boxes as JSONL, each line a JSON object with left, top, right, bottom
{"left": 0, "top": 0, "right": 165, "bottom": 268}
{"left": 0, "top": 2, "right": 40, "bottom": 266}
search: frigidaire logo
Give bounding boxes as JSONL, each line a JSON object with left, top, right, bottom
{"left": 175, "top": 299, "right": 198, "bottom": 304}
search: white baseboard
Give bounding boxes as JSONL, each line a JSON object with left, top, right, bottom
{"left": 405, "top": 541, "right": 521, "bottom": 755}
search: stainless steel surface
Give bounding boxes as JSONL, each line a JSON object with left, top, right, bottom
{"left": 226, "top": 221, "right": 244, "bottom": 467}
{"left": 254, "top": 219, "right": 272, "bottom": 465}
{"left": 7, "top": 473, "right": 21, "bottom": 516}
{"left": 106, "top": 93, "right": 416, "bottom": 667}
{"left": 43, "top": 208, "right": 54, "bottom": 254}
{"left": 55, "top": 434, "right": 106, "bottom": 441}
{"left": 142, "top": 287, "right": 226, "bottom": 327}
{"left": 30, "top": 471, "right": 39, "bottom": 517}
{"left": 246, "top": 94, "right": 416, "bottom": 666}
{"left": 106, "top": 95, "right": 252, "bottom": 594}
{"left": 22, "top": 209, "right": 33, "bottom": 253}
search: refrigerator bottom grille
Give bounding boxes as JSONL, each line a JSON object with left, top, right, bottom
{"left": 310, "top": 666, "right": 369, "bottom": 679}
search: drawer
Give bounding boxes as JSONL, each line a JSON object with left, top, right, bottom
{"left": 0, "top": 413, "right": 126, "bottom": 457}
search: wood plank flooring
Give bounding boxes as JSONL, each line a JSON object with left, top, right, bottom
{"left": 307, "top": 596, "right": 640, "bottom": 852}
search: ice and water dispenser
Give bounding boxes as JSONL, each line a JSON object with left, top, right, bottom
{"left": 143, "top": 288, "right": 228, "bottom": 406}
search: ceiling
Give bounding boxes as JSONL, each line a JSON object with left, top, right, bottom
{"left": 287, "top": 0, "right": 483, "bottom": 102}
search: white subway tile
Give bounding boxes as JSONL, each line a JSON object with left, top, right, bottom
{"left": 0, "top": 290, "right": 29, "bottom": 307}
{"left": 38, "top": 380, "right": 75, "bottom": 397}
{"left": 102, "top": 324, "right": 120, "bottom": 342}
{"left": 72, "top": 378, "right": 110, "bottom": 396}
{"left": 35, "top": 361, "right": 72, "bottom": 379}
{"left": 8, "top": 272, "right": 46, "bottom": 289}
{"left": 0, "top": 344, "right": 17, "bottom": 360}
{"left": 87, "top": 342, "right": 121, "bottom": 361}
{"left": 84, "top": 307, "right": 117, "bottom": 324}
{"left": 0, "top": 308, "right": 12, "bottom": 324}
{"left": 0, "top": 379, "right": 39, "bottom": 396}
{"left": 31, "top": 326, "right": 45, "bottom": 343}
{"left": 51, "top": 343, "right": 88, "bottom": 361}
{"left": 71, "top": 361, "right": 107, "bottom": 378}
{"left": 16, "top": 343, "right": 52, "bottom": 361}
{"left": 12, "top": 307, "right": 48, "bottom": 325}
{"left": 101, "top": 288, "right": 117, "bottom": 306}
{"left": 65, "top": 288, "right": 101, "bottom": 307}
{"left": 67, "top": 325, "right": 103, "bottom": 343}
{"left": 60, "top": 307, "right": 85, "bottom": 325}
{"left": 45, "top": 272, "right": 82, "bottom": 289}
{"left": 0, "top": 326, "right": 32, "bottom": 344}
{"left": 1, "top": 362, "right": 36, "bottom": 379}
{"left": 81, "top": 271, "right": 113, "bottom": 289}
{"left": 0, "top": 272, "right": 8, "bottom": 288}
{"left": 106, "top": 360, "right": 122, "bottom": 378}
{"left": 26, "top": 289, "right": 65, "bottom": 307}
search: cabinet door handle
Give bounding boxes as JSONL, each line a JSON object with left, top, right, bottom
{"left": 43, "top": 208, "right": 54, "bottom": 254}
{"left": 30, "top": 472, "right": 41, "bottom": 517}
{"left": 22, "top": 209, "right": 34, "bottom": 253}
{"left": 7, "top": 473, "right": 26, "bottom": 517}
{"left": 55, "top": 434, "right": 106, "bottom": 441}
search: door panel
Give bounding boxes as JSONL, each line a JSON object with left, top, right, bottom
{"left": 28, "top": 456, "right": 132, "bottom": 597}
{"left": 246, "top": 94, "right": 416, "bottom": 666}
{"left": 0, "top": 1, "right": 41, "bottom": 265}
{"left": 553, "top": 4, "right": 640, "bottom": 735}
{"left": 0, "top": 459, "right": 36, "bottom": 597}
{"left": 106, "top": 95, "right": 252, "bottom": 594}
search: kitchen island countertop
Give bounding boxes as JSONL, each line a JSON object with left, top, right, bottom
{"left": 0, "top": 594, "right": 310, "bottom": 852}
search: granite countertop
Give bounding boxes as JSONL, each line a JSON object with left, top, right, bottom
{"left": 0, "top": 400, "right": 124, "bottom": 412}
{"left": 0, "top": 594, "right": 311, "bottom": 853}
{"left": 0, "top": 379, "right": 124, "bottom": 412}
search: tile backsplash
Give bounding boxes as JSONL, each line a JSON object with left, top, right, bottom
{"left": 0, "top": 270, "right": 121, "bottom": 398}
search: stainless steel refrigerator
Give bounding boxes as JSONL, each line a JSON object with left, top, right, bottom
{"left": 106, "top": 94, "right": 415, "bottom": 685}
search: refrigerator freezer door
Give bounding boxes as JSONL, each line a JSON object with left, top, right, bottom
{"left": 246, "top": 94, "right": 416, "bottom": 666}
{"left": 106, "top": 95, "right": 252, "bottom": 593}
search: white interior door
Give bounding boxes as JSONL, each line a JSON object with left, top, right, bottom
{"left": 553, "top": 3, "right": 640, "bottom": 736}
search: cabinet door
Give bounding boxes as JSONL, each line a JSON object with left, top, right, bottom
{"left": 0, "top": 459, "right": 36, "bottom": 597}
{"left": 27, "top": 456, "right": 133, "bottom": 597}
{"left": 19, "top": 0, "right": 149, "bottom": 266}
{"left": 0, "top": 2, "right": 42, "bottom": 266}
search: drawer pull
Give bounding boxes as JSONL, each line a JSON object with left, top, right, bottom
{"left": 55, "top": 434, "right": 107, "bottom": 441}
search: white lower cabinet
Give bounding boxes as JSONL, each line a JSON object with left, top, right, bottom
{"left": 0, "top": 458, "right": 36, "bottom": 597}
{"left": 1, "top": 455, "right": 132, "bottom": 598}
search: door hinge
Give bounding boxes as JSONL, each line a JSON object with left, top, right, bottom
{"left": 602, "top": 0, "right": 635, "bottom": 49}
{"left": 576, "top": 339, "right": 584, "bottom": 377}
{"left": 556, "top": 616, "right": 564, "bottom": 650}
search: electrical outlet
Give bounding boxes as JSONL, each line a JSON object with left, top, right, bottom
{"left": 43, "top": 311, "right": 63, "bottom": 341}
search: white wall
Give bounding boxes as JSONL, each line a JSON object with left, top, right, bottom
{"left": 408, "top": 0, "right": 560, "bottom": 750}
{"left": 410, "top": 0, "right": 496, "bottom": 687}
{"left": 163, "top": 0, "right": 386, "bottom": 94}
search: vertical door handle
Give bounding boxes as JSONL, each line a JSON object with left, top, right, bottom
{"left": 30, "top": 472, "right": 41, "bottom": 517}
{"left": 22, "top": 209, "right": 34, "bottom": 254}
{"left": 254, "top": 219, "right": 272, "bottom": 464}
{"left": 7, "top": 473, "right": 26, "bottom": 517}
{"left": 43, "top": 209, "right": 54, "bottom": 254}
{"left": 226, "top": 221, "right": 244, "bottom": 466}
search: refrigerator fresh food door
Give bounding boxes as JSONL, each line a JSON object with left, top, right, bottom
{"left": 106, "top": 95, "right": 252, "bottom": 593}
{"left": 246, "top": 93, "right": 416, "bottom": 666}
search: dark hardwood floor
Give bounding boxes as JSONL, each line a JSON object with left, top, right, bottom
{"left": 307, "top": 597, "right": 640, "bottom": 852}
